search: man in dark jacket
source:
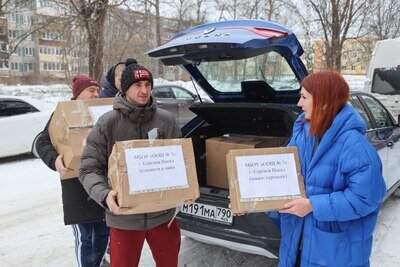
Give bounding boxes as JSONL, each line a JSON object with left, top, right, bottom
{"left": 36, "top": 75, "right": 109, "bottom": 267}
{"left": 79, "top": 60, "right": 182, "bottom": 267}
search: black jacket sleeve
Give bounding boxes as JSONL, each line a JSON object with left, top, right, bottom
{"left": 36, "top": 112, "right": 58, "bottom": 171}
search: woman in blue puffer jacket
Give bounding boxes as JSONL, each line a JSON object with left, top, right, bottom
{"left": 278, "top": 70, "right": 386, "bottom": 266}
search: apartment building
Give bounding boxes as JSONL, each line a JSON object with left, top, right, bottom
{"left": 312, "top": 37, "right": 376, "bottom": 75}
{"left": 0, "top": 1, "right": 187, "bottom": 84}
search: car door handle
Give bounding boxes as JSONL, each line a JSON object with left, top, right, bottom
{"left": 387, "top": 141, "right": 395, "bottom": 148}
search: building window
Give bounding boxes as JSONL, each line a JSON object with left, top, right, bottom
{"left": 9, "top": 13, "right": 16, "bottom": 23}
{"left": 24, "top": 47, "right": 34, "bottom": 56}
{"left": 0, "top": 60, "right": 9, "bottom": 69}
{"left": 10, "top": 62, "right": 19, "bottom": 70}
{"left": 0, "top": 25, "right": 6, "bottom": 35}
{"left": 0, "top": 43, "right": 6, "bottom": 52}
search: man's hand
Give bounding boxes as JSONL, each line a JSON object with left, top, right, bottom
{"left": 105, "top": 190, "right": 136, "bottom": 215}
{"left": 55, "top": 154, "right": 73, "bottom": 176}
{"left": 279, "top": 198, "right": 313, "bottom": 217}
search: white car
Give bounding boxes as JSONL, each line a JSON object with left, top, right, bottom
{"left": 0, "top": 96, "right": 52, "bottom": 158}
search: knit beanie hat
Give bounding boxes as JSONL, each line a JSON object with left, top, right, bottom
{"left": 72, "top": 75, "right": 100, "bottom": 99}
{"left": 106, "top": 58, "right": 137, "bottom": 90}
{"left": 121, "top": 59, "right": 153, "bottom": 94}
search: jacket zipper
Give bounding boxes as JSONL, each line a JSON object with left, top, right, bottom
{"left": 138, "top": 111, "right": 144, "bottom": 139}
{"left": 138, "top": 110, "right": 147, "bottom": 228}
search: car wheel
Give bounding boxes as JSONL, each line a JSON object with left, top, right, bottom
{"left": 31, "top": 133, "right": 41, "bottom": 158}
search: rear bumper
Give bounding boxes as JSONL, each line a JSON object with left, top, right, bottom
{"left": 177, "top": 212, "right": 280, "bottom": 258}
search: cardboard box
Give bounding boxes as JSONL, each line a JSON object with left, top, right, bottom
{"left": 49, "top": 98, "right": 114, "bottom": 179}
{"left": 206, "top": 135, "right": 287, "bottom": 189}
{"left": 108, "top": 138, "right": 200, "bottom": 214}
{"left": 226, "top": 146, "right": 306, "bottom": 213}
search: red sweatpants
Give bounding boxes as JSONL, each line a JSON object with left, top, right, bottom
{"left": 110, "top": 219, "right": 181, "bottom": 267}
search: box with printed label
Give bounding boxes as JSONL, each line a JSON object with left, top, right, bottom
{"left": 226, "top": 146, "right": 306, "bottom": 213}
{"left": 206, "top": 135, "right": 287, "bottom": 189}
{"left": 108, "top": 138, "right": 200, "bottom": 214}
{"left": 49, "top": 98, "right": 114, "bottom": 179}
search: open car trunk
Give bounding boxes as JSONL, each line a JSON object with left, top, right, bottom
{"left": 186, "top": 102, "right": 300, "bottom": 189}
{"left": 176, "top": 102, "right": 300, "bottom": 257}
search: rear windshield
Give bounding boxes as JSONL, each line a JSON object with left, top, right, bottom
{"left": 371, "top": 67, "right": 400, "bottom": 95}
{"left": 197, "top": 51, "right": 300, "bottom": 93}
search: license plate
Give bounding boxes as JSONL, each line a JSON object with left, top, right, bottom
{"left": 180, "top": 203, "right": 233, "bottom": 225}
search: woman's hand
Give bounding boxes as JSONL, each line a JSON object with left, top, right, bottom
{"left": 105, "top": 190, "right": 136, "bottom": 215}
{"left": 279, "top": 198, "right": 313, "bottom": 217}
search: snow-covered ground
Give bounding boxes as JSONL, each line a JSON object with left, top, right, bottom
{"left": 3, "top": 75, "right": 400, "bottom": 267}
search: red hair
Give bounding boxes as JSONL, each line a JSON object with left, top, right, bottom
{"left": 301, "top": 70, "right": 349, "bottom": 138}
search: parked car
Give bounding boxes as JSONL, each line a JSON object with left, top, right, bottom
{"left": 147, "top": 19, "right": 400, "bottom": 258}
{"left": 0, "top": 96, "right": 51, "bottom": 158}
{"left": 152, "top": 84, "right": 210, "bottom": 127}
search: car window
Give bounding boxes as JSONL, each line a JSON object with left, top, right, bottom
{"left": 349, "top": 95, "right": 372, "bottom": 130}
{"left": 196, "top": 51, "right": 300, "bottom": 93}
{"left": 171, "top": 87, "right": 194, "bottom": 100}
{"left": 371, "top": 66, "right": 400, "bottom": 95}
{"left": 153, "top": 87, "right": 173, "bottom": 98}
{"left": 0, "top": 99, "right": 38, "bottom": 117}
{"left": 360, "top": 95, "right": 394, "bottom": 128}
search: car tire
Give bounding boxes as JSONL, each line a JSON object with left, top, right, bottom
{"left": 31, "top": 133, "right": 41, "bottom": 158}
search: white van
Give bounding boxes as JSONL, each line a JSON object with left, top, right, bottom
{"left": 365, "top": 38, "right": 400, "bottom": 119}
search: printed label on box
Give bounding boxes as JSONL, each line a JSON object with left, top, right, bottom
{"left": 125, "top": 145, "right": 189, "bottom": 194}
{"left": 235, "top": 153, "right": 301, "bottom": 201}
{"left": 88, "top": 105, "right": 113, "bottom": 124}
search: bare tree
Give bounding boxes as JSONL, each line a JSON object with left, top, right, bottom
{"left": 193, "top": 0, "right": 207, "bottom": 24}
{"left": 283, "top": 1, "right": 316, "bottom": 72}
{"left": 102, "top": 7, "right": 149, "bottom": 70}
{"left": 368, "top": 0, "right": 400, "bottom": 40}
{"left": 166, "top": 0, "right": 192, "bottom": 31}
{"left": 132, "top": 0, "right": 164, "bottom": 76}
{"left": 67, "top": 0, "right": 109, "bottom": 81}
{"left": 306, "top": 0, "right": 371, "bottom": 71}
{"left": 213, "top": 0, "right": 241, "bottom": 20}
